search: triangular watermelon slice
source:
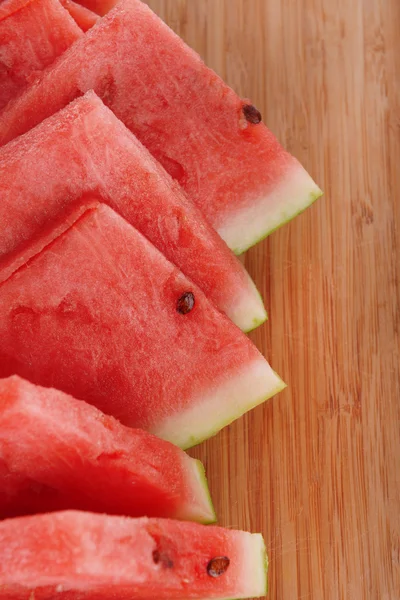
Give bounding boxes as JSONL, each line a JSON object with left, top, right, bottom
{"left": 0, "top": 511, "right": 268, "bottom": 599}
{"left": 0, "top": 203, "right": 284, "bottom": 448}
{"left": 0, "top": 92, "right": 266, "bottom": 332}
{"left": 60, "top": 0, "right": 100, "bottom": 31}
{"left": 0, "top": 375, "right": 215, "bottom": 523}
{"left": 0, "top": 0, "right": 321, "bottom": 253}
{"left": 0, "top": 0, "right": 82, "bottom": 111}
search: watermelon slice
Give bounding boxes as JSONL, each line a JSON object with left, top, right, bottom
{"left": 0, "top": 203, "right": 284, "bottom": 448}
{"left": 0, "top": 0, "right": 321, "bottom": 253}
{"left": 0, "top": 375, "right": 215, "bottom": 523}
{"left": 0, "top": 0, "right": 82, "bottom": 111}
{"left": 0, "top": 511, "right": 268, "bottom": 599}
{"left": 0, "top": 91, "right": 266, "bottom": 332}
{"left": 60, "top": 0, "right": 100, "bottom": 31}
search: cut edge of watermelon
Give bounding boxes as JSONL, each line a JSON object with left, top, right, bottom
{"left": 152, "top": 358, "right": 286, "bottom": 449}
{"left": 217, "top": 164, "right": 323, "bottom": 255}
{"left": 184, "top": 459, "right": 217, "bottom": 524}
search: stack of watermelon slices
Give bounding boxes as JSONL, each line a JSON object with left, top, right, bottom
{"left": 0, "top": 1, "right": 321, "bottom": 598}
{"left": 0, "top": 0, "right": 83, "bottom": 110}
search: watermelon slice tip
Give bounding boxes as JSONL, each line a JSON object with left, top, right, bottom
{"left": 185, "top": 458, "right": 217, "bottom": 524}
{"left": 232, "top": 273, "right": 268, "bottom": 333}
{"left": 153, "top": 358, "right": 286, "bottom": 449}
{"left": 219, "top": 165, "right": 323, "bottom": 256}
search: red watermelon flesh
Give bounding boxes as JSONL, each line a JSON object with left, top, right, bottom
{"left": 0, "top": 203, "right": 284, "bottom": 448}
{"left": 60, "top": 0, "right": 100, "bottom": 31}
{"left": 76, "top": 0, "right": 118, "bottom": 16}
{"left": 0, "top": 92, "right": 266, "bottom": 332}
{"left": 0, "top": 0, "right": 82, "bottom": 111}
{"left": 0, "top": 511, "right": 267, "bottom": 599}
{"left": 0, "top": 375, "right": 215, "bottom": 523}
{"left": 0, "top": 0, "right": 321, "bottom": 253}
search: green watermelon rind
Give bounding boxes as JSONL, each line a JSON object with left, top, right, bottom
{"left": 261, "top": 534, "right": 269, "bottom": 598}
{"left": 232, "top": 187, "right": 323, "bottom": 256}
{"left": 264, "top": 546, "right": 269, "bottom": 597}
{"left": 243, "top": 311, "right": 268, "bottom": 334}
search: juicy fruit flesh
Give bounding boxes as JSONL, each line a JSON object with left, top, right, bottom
{"left": 0, "top": 0, "right": 82, "bottom": 110}
{"left": 60, "top": 0, "right": 100, "bottom": 31}
{"left": 0, "top": 0, "right": 321, "bottom": 254}
{"left": 0, "top": 511, "right": 268, "bottom": 599}
{"left": 0, "top": 4, "right": 315, "bottom": 598}
{"left": 76, "top": 0, "right": 118, "bottom": 16}
{"left": 0, "top": 92, "right": 266, "bottom": 332}
{"left": 0, "top": 375, "right": 215, "bottom": 523}
{"left": 0, "top": 203, "right": 284, "bottom": 446}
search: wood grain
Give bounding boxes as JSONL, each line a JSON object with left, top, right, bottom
{"left": 145, "top": 1, "right": 400, "bottom": 598}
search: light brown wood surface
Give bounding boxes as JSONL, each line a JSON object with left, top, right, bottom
{"left": 145, "top": 2, "right": 400, "bottom": 599}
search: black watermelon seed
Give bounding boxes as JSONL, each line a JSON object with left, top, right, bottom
{"left": 207, "top": 556, "right": 230, "bottom": 577}
{"left": 152, "top": 549, "right": 174, "bottom": 569}
{"left": 243, "top": 104, "right": 262, "bottom": 124}
{"left": 177, "top": 292, "right": 195, "bottom": 315}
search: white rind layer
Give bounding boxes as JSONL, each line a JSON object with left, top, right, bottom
{"left": 152, "top": 358, "right": 286, "bottom": 449}
{"left": 217, "top": 163, "right": 322, "bottom": 255}
{"left": 232, "top": 271, "right": 267, "bottom": 333}
{"left": 238, "top": 532, "right": 268, "bottom": 598}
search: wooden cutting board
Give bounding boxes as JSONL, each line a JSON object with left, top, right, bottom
{"left": 145, "top": 2, "right": 400, "bottom": 598}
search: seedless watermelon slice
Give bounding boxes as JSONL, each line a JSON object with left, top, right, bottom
{"left": 0, "top": 511, "right": 267, "bottom": 599}
{"left": 0, "top": 0, "right": 82, "bottom": 111}
{"left": 0, "top": 0, "right": 321, "bottom": 253}
{"left": 0, "top": 375, "right": 215, "bottom": 523}
{"left": 60, "top": 0, "right": 100, "bottom": 31}
{"left": 0, "top": 203, "right": 284, "bottom": 448}
{"left": 0, "top": 92, "right": 266, "bottom": 332}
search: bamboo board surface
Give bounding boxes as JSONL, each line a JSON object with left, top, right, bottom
{"left": 144, "top": 2, "right": 400, "bottom": 599}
